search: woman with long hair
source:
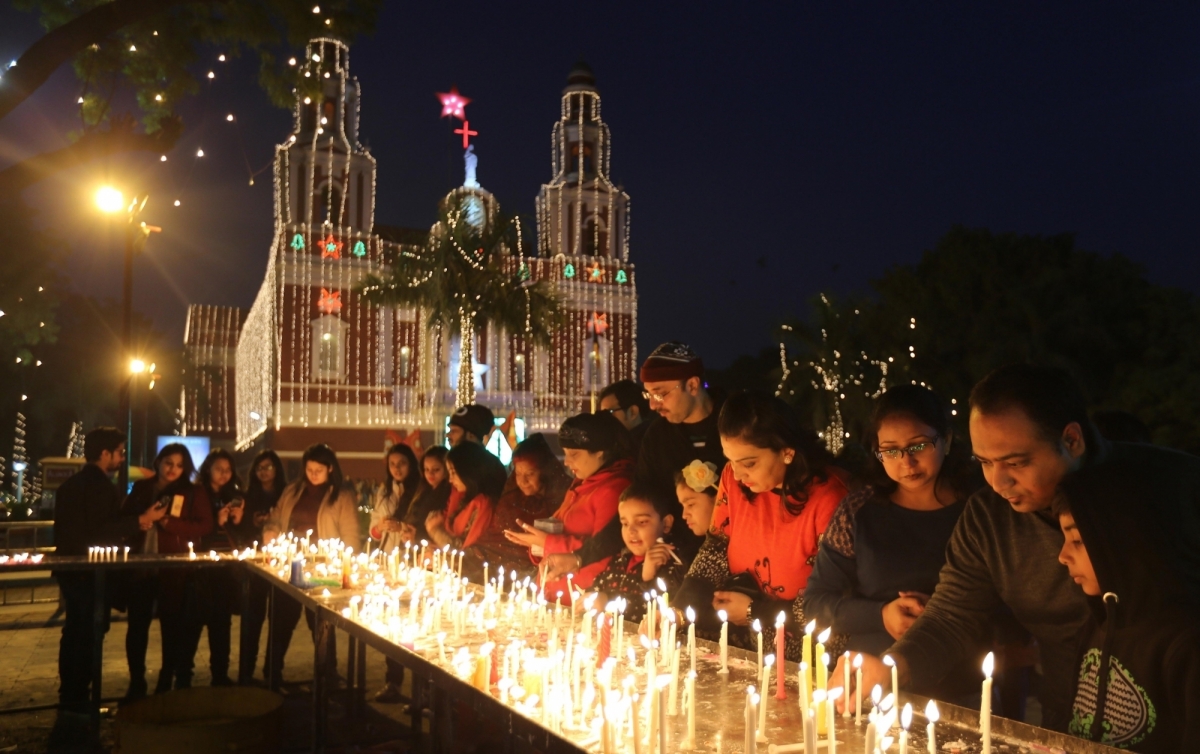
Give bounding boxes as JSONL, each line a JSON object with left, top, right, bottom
{"left": 807, "top": 384, "right": 983, "bottom": 699}
{"left": 262, "top": 444, "right": 359, "bottom": 683}
{"left": 237, "top": 449, "right": 286, "bottom": 685}
{"left": 189, "top": 449, "right": 243, "bottom": 686}
{"left": 402, "top": 446, "right": 450, "bottom": 544}
{"left": 673, "top": 391, "right": 848, "bottom": 662}
{"left": 425, "top": 442, "right": 506, "bottom": 555}
{"left": 121, "top": 443, "right": 210, "bottom": 694}
{"left": 504, "top": 412, "right": 635, "bottom": 602}
{"left": 475, "top": 433, "right": 572, "bottom": 573}
{"left": 369, "top": 442, "right": 424, "bottom": 554}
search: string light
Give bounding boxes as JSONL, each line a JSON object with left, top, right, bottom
{"left": 207, "top": 71, "right": 215, "bottom": 79}
{"left": 160, "top": 155, "right": 167, "bottom": 161}
{"left": 196, "top": 149, "right": 205, "bottom": 157}
{"left": 226, "top": 114, "right": 235, "bottom": 121}
{"left": 174, "top": 199, "right": 181, "bottom": 206}
{"left": 218, "top": 54, "right": 226, "bottom": 62}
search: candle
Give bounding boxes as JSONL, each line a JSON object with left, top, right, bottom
{"left": 842, "top": 651, "right": 851, "bottom": 717}
{"left": 669, "top": 640, "right": 680, "bottom": 716}
{"left": 815, "top": 628, "right": 830, "bottom": 734}
{"left": 798, "top": 661, "right": 809, "bottom": 712}
{"left": 753, "top": 619, "right": 763, "bottom": 684}
{"left": 686, "top": 606, "right": 697, "bottom": 675}
{"left": 744, "top": 686, "right": 758, "bottom": 754}
{"left": 774, "top": 611, "right": 787, "bottom": 699}
{"left": 631, "top": 692, "right": 644, "bottom": 754}
{"left": 980, "top": 652, "right": 994, "bottom": 754}
{"left": 657, "top": 674, "right": 669, "bottom": 754}
{"left": 924, "top": 700, "right": 939, "bottom": 754}
{"left": 899, "top": 703, "right": 912, "bottom": 754}
{"left": 884, "top": 654, "right": 899, "bottom": 731}
{"left": 803, "top": 707, "right": 816, "bottom": 754}
{"left": 854, "top": 654, "right": 864, "bottom": 724}
{"left": 717, "top": 610, "right": 729, "bottom": 674}
{"left": 826, "top": 687, "right": 841, "bottom": 754}
{"left": 759, "top": 655, "right": 774, "bottom": 741}
{"left": 802, "top": 619, "right": 816, "bottom": 675}
{"left": 616, "top": 599, "right": 626, "bottom": 661}
{"left": 188, "top": 541, "right": 195, "bottom": 559}
{"left": 483, "top": 561, "right": 489, "bottom": 588}
{"left": 123, "top": 546, "right": 129, "bottom": 561}
{"left": 863, "top": 720, "right": 876, "bottom": 754}
{"left": 684, "top": 671, "right": 696, "bottom": 750}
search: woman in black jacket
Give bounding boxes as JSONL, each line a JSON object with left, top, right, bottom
{"left": 238, "top": 450, "right": 286, "bottom": 684}
{"left": 189, "top": 449, "right": 244, "bottom": 686}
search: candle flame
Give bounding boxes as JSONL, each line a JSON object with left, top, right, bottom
{"left": 752, "top": 618, "right": 762, "bottom": 632}
{"left": 718, "top": 609, "right": 728, "bottom": 622}
{"left": 871, "top": 684, "right": 882, "bottom": 704}
{"left": 827, "top": 687, "right": 843, "bottom": 701}
{"left": 883, "top": 654, "right": 895, "bottom": 668}
{"left": 775, "top": 610, "right": 786, "bottom": 627}
{"left": 983, "top": 650, "right": 995, "bottom": 678}
{"left": 925, "top": 699, "right": 940, "bottom": 723}
{"left": 822, "top": 651, "right": 830, "bottom": 665}
{"left": 881, "top": 736, "right": 894, "bottom": 750}
{"left": 812, "top": 688, "right": 826, "bottom": 703}
{"left": 805, "top": 619, "right": 817, "bottom": 635}
{"left": 901, "top": 702, "right": 913, "bottom": 730}
{"left": 656, "top": 577, "right": 667, "bottom": 591}
{"left": 817, "top": 627, "right": 831, "bottom": 643}
{"left": 764, "top": 654, "right": 775, "bottom": 667}
{"left": 584, "top": 592, "right": 598, "bottom": 610}
{"left": 640, "top": 634, "right": 652, "bottom": 649}
{"left": 686, "top": 606, "right": 696, "bottom": 622}
{"left": 853, "top": 653, "right": 864, "bottom": 669}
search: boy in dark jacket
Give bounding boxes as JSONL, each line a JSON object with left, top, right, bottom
{"left": 1055, "top": 453, "right": 1200, "bottom": 753}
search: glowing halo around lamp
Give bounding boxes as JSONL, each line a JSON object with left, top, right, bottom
{"left": 95, "top": 186, "right": 125, "bottom": 214}
{"left": 130, "top": 359, "right": 146, "bottom": 374}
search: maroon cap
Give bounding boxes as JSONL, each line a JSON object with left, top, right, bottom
{"left": 639, "top": 341, "right": 704, "bottom": 384}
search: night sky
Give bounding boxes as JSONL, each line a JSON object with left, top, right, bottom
{"left": 2, "top": 3, "right": 1198, "bottom": 368}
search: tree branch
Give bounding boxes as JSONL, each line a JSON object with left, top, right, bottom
{"left": 0, "top": 0, "right": 199, "bottom": 122}
{"left": 0, "top": 115, "right": 182, "bottom": 203}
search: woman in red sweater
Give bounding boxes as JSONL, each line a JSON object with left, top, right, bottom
{"left": 673, "top": 391, "right": 848, "bottom": 663}
{"left": 505, "top": 412, "right": 634, "bottom": 602}
{"left": 426, "top": 441, "right": 507, "bottom": 561}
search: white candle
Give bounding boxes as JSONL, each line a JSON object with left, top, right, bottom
{"left": 863, "top": 721, "right": 876, "bottom": 754}
{"left": 854, "top": 654, "right": 864, "bottom": 724}
{"left": 669, "top": 641, "right": 680, "bottom": 716}
{"left": 718, "top": 610, "right": 729, "bottom": 674}
{"left": 686, "top": 607, "right": 697, "bottom": 675}
{"left": 980, "top": 652, "right": 994, "bottom": 754}
{"left": 803, "top": 707, "right": 817, "bottom": 754}
{"left": 753, "top": 618, "right": 763, "bottom": 684}
{"left": 884, "top": 655, "right": 898, "bottom": 730}
{"left": 745, "top": 686, "right": 758, "bottom": 754}
{"left": 798, "top": 661, "right": 809, "bottom": 712}
{"left": 684, "top": 671, "right": 697, "bottom": 750}
{"left": 759, "top": 656, "right": 774, "bottom": 741}
{"left": 826, "top": 687, "right": 842, "bottom": 754}
{"left": 842, "top": 651, "right": 851, "bottom": 717}
{"left": 924, "top": 700, "right": 939, "bottom": 754}
{"left": 899, "top": 703, "right": 912, "bottom": 754}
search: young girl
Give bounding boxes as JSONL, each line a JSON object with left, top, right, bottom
{"left": 403, "top": 446, "right": 450, "bottom": 544}
{"left": 676, "top": 459, "right": 720, "bottom": 537}
{"left": 590, "top": 482, "right": 689, "bottom": 623}
{"left": 370, "top": 443, "right": 425, "bottom": 553}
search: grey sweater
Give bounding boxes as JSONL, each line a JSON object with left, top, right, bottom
{"left": 889, "top": 486, "right": 1090, "bottom": 730}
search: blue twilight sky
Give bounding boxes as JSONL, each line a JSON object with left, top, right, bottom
{"left": 1, "top": 2, "right": 1198, "bottom": 367}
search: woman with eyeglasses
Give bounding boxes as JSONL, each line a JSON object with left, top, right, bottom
{"left": 805, "top": 384, "right": 983, "bottom": 697}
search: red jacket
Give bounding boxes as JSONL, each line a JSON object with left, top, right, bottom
{"left": 538, "top": 458, "right": 634, "bottom": 597}
{"left": 156, "top": 483, "right": 214, "bottom": 555}
{"left": 445, "top": 489, "right": 495, "bottom": 550}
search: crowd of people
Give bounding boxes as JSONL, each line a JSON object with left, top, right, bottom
{"left": 52, "top": 341, "right": 1200, "bottom": 752}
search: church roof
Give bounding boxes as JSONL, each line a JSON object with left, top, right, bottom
{"left": 564, "top": 60, "right": 598, "bottom": 93}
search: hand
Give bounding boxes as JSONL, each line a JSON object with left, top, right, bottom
{"left": 830, "top": 653, "right": 902, "bottom": 714}
{"left": 882, "top": 594, "right": 927, "bottom": 640}
{"left": 381, "top": 519, "right": 405, "bottom": 533}
{"left": 425, "top": 511, "right": 445, "bottom": 533}
{"left": 138, "top": 503, "right": 167, "bottom": 529}
{"left": 543, "top": 552, "right": 582, "bottom": 582}
{"left": 229, "top": 505, "right": 244, "bottom": 526}
{"left": 253, "top": 510, "right": 270, "bottom": 527}
{"left": 217, "top": 507, "right": 230, "bottom": 527}
{"left": 641, "top": 542, "right": 675, "bottom": 582}
{"left": 502, "top": 521, "right": 548, "bottom": 550}
{"left": 712, "top": 591, "right": 753, "bottom": 626}
{"left": 399, "top": 522, "right": 417, "bottom": 544}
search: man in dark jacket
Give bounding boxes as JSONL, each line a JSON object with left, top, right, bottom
{"left": 53, "top": 427, "right": 163, "bottom": 713}
{"left": 598, "top": 380, "right": 655, "bottom": 457}
{"left": 546, "top": 342, "right": 726, "bottom": 577}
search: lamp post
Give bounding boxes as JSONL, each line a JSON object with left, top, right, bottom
{"left": 95, "top": 188, "right": 160, "bottom": 492}
{"left": 12, "top": 462, "right": 26, "bottom": 506}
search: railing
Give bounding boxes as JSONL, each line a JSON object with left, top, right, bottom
{"left": 0, "top": 521, "right": 55, "bottom": 554}
{"left": 0, "top": 522, "right": 58, "bottom": 606}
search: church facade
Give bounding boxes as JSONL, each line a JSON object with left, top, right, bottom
{"left": 182, "top": 38, "right": 638, "bottom": 477}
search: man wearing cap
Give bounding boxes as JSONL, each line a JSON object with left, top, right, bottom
{"left": 545, "top": 342, "right": 725, "bottom": 578}
{"left": 447, "top": 404, "right": 496, "bottom": 447}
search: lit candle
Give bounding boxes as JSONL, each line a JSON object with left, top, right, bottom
{"left": 483, "top": 561, "right": 489, "bottom": 588}
{"left": 188, "top": 541, "right": 195, "bottom": 559}
{"left": 123, "top": 546, "right": 129, "bottom": 561}
{"left": 802, "top": 619, "right": 816, "bottom": 674}
{"left": 774, "top": 611, "right": 787, "bottom": 700}
{"left": 826, "top": 686, "right": 842, "bottom": 754}
{"left": 753, "top": 619, "right": 763, "bottom": 684}
{"left": 854, "top": 654, "right": 864, "bottom": 724}
{"left": 759, "top": 655, "right": 774, "bottom": 741}
{"left": 815, "top": 628, "right": 831, "bottom": 734}
{"left": 798, "top": 661, "right": 810, "bottom": 712}
{"left": 803, "top": 706, "right": 817, "bottom": 754}
{"left": 980, "top": 652, "right": 994, "bottom": 754}
{"left": 686, "top": 606, "right": 697, "bottom": 675}
{"left": 899, "top": 703, "right": 912, "bottom": 754}
{"left": 884, "top": 654, "right": 899, "bottom": 730}
{"left": 924, "top": 700, "right": 939, "bottom": 754}
{"left": 717, "top": 610, "right": 729, "bottom": 674}
{"left": 842, "top": 651, "right": 851, "bottom": 717}
{"left": 863, "top": 719, "right": 876, "bottom": 754}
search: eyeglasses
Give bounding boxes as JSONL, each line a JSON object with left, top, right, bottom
{"left": 642, "top": 384, "right": 682, "bottom": 404}
{"left": 875, "top": 437, "right": 939, "bottom": 462}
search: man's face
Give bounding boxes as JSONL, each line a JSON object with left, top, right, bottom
{"left": 970, "top": 408, "right": 1085, "bottom": 513}
{"left": 643, "top": 379, "right": 696, "bottom": 424}
{"left": 99, "top": 443, "right": 127, "bottom": 474}
{"left": 1058, "top": 513, "right": 1100, "bottom": 596}
{"left": 447, "top": 425, "right": 468, "bottom": 447}
{"left": 599, "top": 394, "right": 640, "bottom": 430}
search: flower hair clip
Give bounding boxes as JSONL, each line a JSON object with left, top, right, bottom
{"left": 682, "top": 460, "right": 719, "bottom": 494}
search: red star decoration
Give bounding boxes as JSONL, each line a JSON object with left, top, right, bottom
{"left": 436, "top": 86, "right": 470, "bottom": 120}
{"left": 317, "top": 288, "right": 342, "bottom": 314}
{"left": 320, "top": 235, "right": 342, "bottom": 259}
{"left": 585, "top": 262, "right": 605, "bottom": 282}
{"left": 587, "top": 312, "right": 609, "bottom": 335}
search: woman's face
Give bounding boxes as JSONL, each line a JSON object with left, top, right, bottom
{"left": 158, "top": 453, "right": 186, "bottom": 486}
{"left": 388, "top": 452, "right": 410, "bottom": 484}
{"left": 424, "top": 456, "right": 447, "bottom": 488}
{"left": 305, "top": 460, "right": 331, "bottom": 487}
{"left": 255, "top": 459, "right": 276, "bottom": 488}
{"left": 209, "top": 458, "right": 233, "bottom": 492}
{"left": 446, "top": 461, "right": 467, "bottom": 493}
{"left": 676, "top": 483, "right": 716, "bottom": 536}
{"left": 876, "top": 413, "right": 945, "bottom": 494}
{"left": 720, "top": 435, "right": 791, "bottom": 494}
{"left": 513, "top": 459, "right": 543, "bottom": 497}
{"left": 563, "top": 448, "right": 606, "bottom": 480}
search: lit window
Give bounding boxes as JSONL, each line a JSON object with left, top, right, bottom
{"left": 399, "top": 345, "right": 411, "bottom": 381}
{"left": 310, "top": 315, "right": 349, "bottom": 381}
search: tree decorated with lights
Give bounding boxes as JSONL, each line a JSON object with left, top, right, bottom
{"left": 358, "top": 197, "right": 563, "bottom": 409}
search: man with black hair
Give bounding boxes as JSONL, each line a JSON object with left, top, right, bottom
{"left": 53, "top": 427, "right": 165, "bottom": 714}
{"left": 836, "top": 363, "right": 1200, "bottom": 732}
{"left": 598, "top": 379, "right": 654, "bottom": 455}
{"left": 447, "top": 403, "right": 495, "bottom": 447}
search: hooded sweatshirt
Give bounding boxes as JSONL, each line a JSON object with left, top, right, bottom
{"left": 1058, "top": 444, "right": 1200, "bottom": 753}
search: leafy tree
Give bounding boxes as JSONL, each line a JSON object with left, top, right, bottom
{"left": 2, "top": 0, "right": 381, "bottom": 200}
{"left": 357, "top": 195, "right": 564, "bottom": 409}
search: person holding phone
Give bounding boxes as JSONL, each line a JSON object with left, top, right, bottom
{"left": 189, "top": 449, "right": 244, "bottom": 686}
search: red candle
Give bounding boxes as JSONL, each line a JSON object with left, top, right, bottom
{"left": 775, "top": 612, "right": 787, "bottom": 700}
{"left": 596, "top": 613, "right": 612, "bottom": 668}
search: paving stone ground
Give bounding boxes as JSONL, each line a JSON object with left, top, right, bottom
{"left": 0, "top": 601, "right": 417, "bottom": 753}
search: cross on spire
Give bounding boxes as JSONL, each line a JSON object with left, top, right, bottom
{"left": 454, "top": 120, "right": 478, "bottom": 149}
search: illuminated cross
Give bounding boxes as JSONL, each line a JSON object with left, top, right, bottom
{"left": 454, "top": 121, "right": 478, "bottom": 149}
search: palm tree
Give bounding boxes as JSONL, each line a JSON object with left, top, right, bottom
{"left": 357, "top": 192, "right": 563, "bottom": 408}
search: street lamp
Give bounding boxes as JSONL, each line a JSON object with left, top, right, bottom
{"left": 96, "top": 186, "right": 160, "bottom": 491}
{"left": 12, "top": 462, "right": 26, "bottom": 505}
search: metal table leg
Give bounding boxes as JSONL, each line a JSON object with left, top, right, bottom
{"left": 346, "top": 635, "right": 358, "bottom": 718}
{"left": 267, "top": 584, "right": 280, "bottom": 692}
{"left": 355, "top": 639, "right": 366, "bottom": 716}
{"left": 90, "top": 569, "right": 106, "bottom": 723}
{"left": 312, "top": 609, "right": 329, "bottom": 754}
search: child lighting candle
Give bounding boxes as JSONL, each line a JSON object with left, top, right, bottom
{"left": 717, "top": 609, "right": 729, "bottom": 674}
{"left": 774, "top": 611, "right": 787, "bottom": 700}
{"left": 924, "top": 700, "right": 939, "bottom": 754}
{"left": 759, "top": 655, "right": 774, "bottom": 741}
{"left": 899, "top": 702, "right": 912, "bottom": 754}
{"left": 980, "top": 651, "right": 994, "bottom": 754}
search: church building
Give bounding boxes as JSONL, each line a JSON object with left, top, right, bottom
{"left": 182, "top": 38, "right": 638, "bottom": 477}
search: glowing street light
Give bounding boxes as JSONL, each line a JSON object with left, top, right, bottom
{"left": 130, "top": 358, "right": 146, "bottom": 374}
{"left": 95, "top": 186, "right": 125, "bottom": 214}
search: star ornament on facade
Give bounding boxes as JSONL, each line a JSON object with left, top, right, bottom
{"left": 320, "top": 235, "right": 343, "bottom": 259}
{"left": 317, "top": 288, "right": 343, "bottom": 314}
{"left": 587, "top": 312, "right": 609, "bottom": 335}
{"left": 437, "top": 86, "right": 470, "bottom": 120}
{"left": 585, "top": 261, "right": 605, "bottom": 282}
